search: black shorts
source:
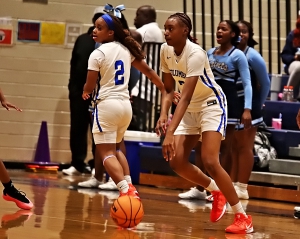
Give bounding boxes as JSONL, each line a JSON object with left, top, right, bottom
{"left": 218, "top": 80, "right": 243, "bottom": 125}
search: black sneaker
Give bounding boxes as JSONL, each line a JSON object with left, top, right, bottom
{"left": 3, "top": 188, "right": 33, "bottom": 210}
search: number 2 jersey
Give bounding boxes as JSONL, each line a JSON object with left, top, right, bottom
{"left": 88, "top": 41, "right": 134, "bottom": 101}
{"left": 160, "top": 39, "right": 226, "bottom": 112}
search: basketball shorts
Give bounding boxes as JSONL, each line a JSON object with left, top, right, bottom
{"left": 174, "top": 96, "right": 227, "bottom": 141}
{"left": 92, "top": 97, "right": 132, "bottom": 144}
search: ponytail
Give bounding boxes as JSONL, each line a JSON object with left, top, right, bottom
{"left": 103, "top": 14, "right": 145, "bottom": 61}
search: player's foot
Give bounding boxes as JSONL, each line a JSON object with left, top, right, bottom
{"left": 62, "top": 166, "right": 81, "bottom": 176}
{"left": 210, "top": 190, "right": 226, "bottom": 222}
{"left": 294, "top": 206, "right": 300, "bottom": 219}
{"left": 99, "top": 177, "right": 118, "bottom": 190}
{"left": 178, "top": 187, "right": 207, "bottom": 200}
{"left": 225, "top": 213, "right": 253, "bottom": 234}
{"left": 3, "top": 188, "right": 33, "bottom": 210}
{"left": 128, "top": 184, "right": 140, "bottom": 200}
{"left": 78, "top": 176, "right": 102, "bottom": 188}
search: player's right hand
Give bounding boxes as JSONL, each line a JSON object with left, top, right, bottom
{"left": 155, "top": 115, "right": 168, "bottom": 137}
{"left": 82, "top": 92, "right": 90, "bottom": 100}
{"left": 172, "top": 91, "right": 181, "bottom": 105}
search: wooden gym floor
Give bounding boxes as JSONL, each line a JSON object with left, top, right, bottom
{"left": 1, "top": 170, "right": 299, "bottom": 239}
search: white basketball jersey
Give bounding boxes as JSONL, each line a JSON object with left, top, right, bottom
{"left": 160, "top": 40, "right": 224, "bottom": 112}
{"left": 88, "top": 41, "right": 134, "bottom": 100}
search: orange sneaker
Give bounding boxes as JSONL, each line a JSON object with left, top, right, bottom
{"left": 225, "top": 213, "right": 254, "bottom": 234}
{"left": 128, "top": 183, "right": 140, "bottom": 200}
{"left": 210, "top": 190, "right": 226, "bottom": 222}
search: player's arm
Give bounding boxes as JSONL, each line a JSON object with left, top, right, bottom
{"left": 248, "top": 51, "right": 270, "bottom": 107}
{"left": 166, "top": 49, "right": 203, "bottom": 134}
{"left": 166, "top": 75, "right": 197, "bottom": 134}
{"left": 83, "top": 50, "right": 102, "bottom": 100}
{"left": 131, "top": 59, "right": 165, "bottom": 94}
{"left": 160, "top": 72, "right": 174, "bottom": 117}
{"left": 235, "top": 52, "right": 252, "bottom": 110}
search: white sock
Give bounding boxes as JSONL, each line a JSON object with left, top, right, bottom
{"left": 116, "top": 180, "right": 129, "bottom": 194}
{"left": 205, "top": 179, "right": 219, "bottom": 192}
{"left": 231, "top": 202, "right": 247, "bottom": 215}
{"left": 236, "top": 182, "right": 248, "bottom": 191}
{"left": 124, "top": 175, "right": 132, "bottom": 184}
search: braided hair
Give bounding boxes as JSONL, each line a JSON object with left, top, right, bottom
{"left": 168, "top": 12, "right": 197, "bottom": 43}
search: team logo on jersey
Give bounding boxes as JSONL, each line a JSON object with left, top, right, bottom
{"left": 207, "top": 99, "right": 217, "bottom": 106}
{"left": 170, "top": 69, "right": 186, "bottom": 79}
{"left": 209, "top": 60, "right": 228, "bottom": 71}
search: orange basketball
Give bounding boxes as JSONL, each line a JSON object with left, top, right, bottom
{"left": 110, "top": 195, "right": 144, "bottom": 228}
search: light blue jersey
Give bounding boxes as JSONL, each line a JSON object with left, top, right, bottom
{"left": 207, "top": 46, "right": 252, "bottom": 109}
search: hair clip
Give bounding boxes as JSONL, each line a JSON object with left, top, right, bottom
{"left": 103, "top": 3, "right": 126, "bottom": 18}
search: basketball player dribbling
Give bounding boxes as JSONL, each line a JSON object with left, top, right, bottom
{"left": 82, "top": 14, "right": 165, "bottom": 199}
{"left": 155, "top": 13, "right": 253, "bottom": 234}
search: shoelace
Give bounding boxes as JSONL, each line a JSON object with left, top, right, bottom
{"left": 12, "top": 189, "right": 28, "bottom": 200}
{"left": 233, "top": 215, "right": 245, "bottom": 226}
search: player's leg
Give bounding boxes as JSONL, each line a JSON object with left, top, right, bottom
{"left": 178, "top": 141, "right": 208, "bottom": 200}
{"left": 233, "top": 126, "right": 257, "bottom": 200}
{"left": 1, "top": 161, "right": 33, "bottom": 210}
{"left": 220, "top": 124, "right": 235, "bottom": 174}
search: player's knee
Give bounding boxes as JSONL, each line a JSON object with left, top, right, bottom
{"left": 169, "top": 159, "right": 183, "bottom": 173}
{"left": 202, "top": 155, "right": 219, "bottom": 176}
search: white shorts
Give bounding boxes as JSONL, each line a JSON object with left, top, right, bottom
{"left": 174, "top": 97, "right": 227, "bottom": 141}
{"left": 92, "top": 97, "right": 132, "bottom": 144}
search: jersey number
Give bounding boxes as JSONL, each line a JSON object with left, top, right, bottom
{"left": 115, "top": 60, "right": 124, "bottom": 85}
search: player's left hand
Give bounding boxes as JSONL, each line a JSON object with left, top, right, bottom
{"left": 162, "top": 132, "right": 175, "bottom": 161}
{"left": 241, "top": 109, "right": 252, "bottom": 129}
{"left": 1, "top": 101, "right": 22, "bottom": 111}
{"left": 82, "top": 92, "right": 90, "bottom": 100}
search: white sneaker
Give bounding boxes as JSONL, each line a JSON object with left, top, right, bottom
{"left": 206, "top": 194, "right": 214, "bottom": 202}
{"left": 178, "top": 187, "right": 207, "bottom": 200}
{"left": 294, "top": 206, "right": 300, "bottom": 219}
{"left": 98, "top": 177, "right": 118, "bottom": 190}
{"left": 178, "top": 199, "right": 206, "bottom": 213}
{"left": 62, "top": 166, "right": 81, "bottom": 176}
{"left": 234, "top": 186, "right": 249, "bottom": 200}
{"left": 98, "top": 191, "right": 119, "bottom": 201}
{"left": 77, "top": 188, "right": 98, "bottom": 198}
{"left": 78, "top": 176, "right": 102, "bottom": 188}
